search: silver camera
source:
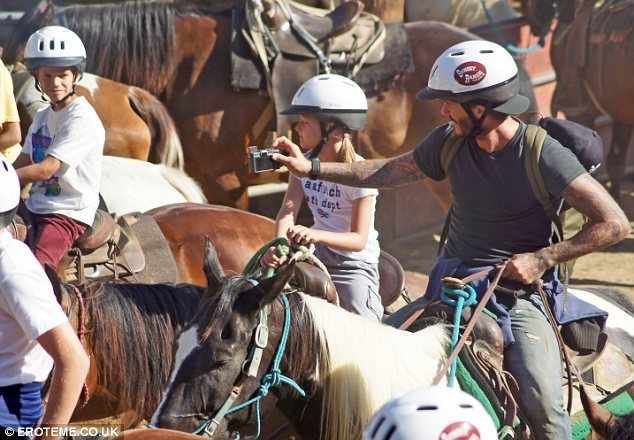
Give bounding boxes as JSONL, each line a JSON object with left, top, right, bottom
{"left": 248, "top": 146, "right": 283, "bottom": 173}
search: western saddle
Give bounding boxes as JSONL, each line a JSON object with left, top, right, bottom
{"left": 243, "top": 0, "right": 386, "bottom": 82}
{"left": 12, "top": 209, "right": 174, "bottom": 284}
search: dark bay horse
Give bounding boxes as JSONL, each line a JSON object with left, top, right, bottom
{"left": 152, "top": 246, "right": 449, "bottom": 439}
{"left": 11, "top": 0, "right": 535, "bottom": 209}
{"left": 522, "top": 0, "right": 634, "bottom": 200}
{"left": 46, "top": 203, "right": 275, "bottom": 424}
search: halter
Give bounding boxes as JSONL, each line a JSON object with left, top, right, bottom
{"left": 192, "top": 292, "right": 306, "bottom": 439}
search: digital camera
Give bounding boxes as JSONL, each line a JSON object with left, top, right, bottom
{"left": 248, "top": 146, "right": 283, "bottom": 173}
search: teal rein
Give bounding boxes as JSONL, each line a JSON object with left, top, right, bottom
{"left": 224, "top": 295, "right": 305, "bottom": 438}
{"left": 194, "top": 241, "right": 306, "bottom": 438}
{"left": 441, "top": 283, "right": 477, "bottom": 387}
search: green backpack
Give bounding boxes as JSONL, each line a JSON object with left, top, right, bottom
{"left": 437, "top": 124, "right": 583, "bottom": 283}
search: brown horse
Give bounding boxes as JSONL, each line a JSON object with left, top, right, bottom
{"left": 46, "top": 204, "right": 274, "bottom": 424}
{"left": 10, "top": 65, "right": 184, "bottom": 168}
{"left": 149, "top": 203, "right": 274, "bottom": 286}
{"left": 10, "top": 0, "right": 535, "bottom": 210}
{"left": 522, "top": 0, "right": 634, "bottom": 200}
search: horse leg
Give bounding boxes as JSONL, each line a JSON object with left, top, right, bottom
{"left": 606, "top": 122, "right": 632, "bottom": 202}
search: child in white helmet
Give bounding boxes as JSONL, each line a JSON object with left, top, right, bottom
{"left": 14, "top": 25, "right": 105, "bottom": 269}
{"left": 363, "top": 386, "right": 498, "bottom": 440}
{"left": 261, "top": 74, "right": 383, "bottom": 321}
{"left": 0, "top": 153, "right": 89, "bottom": 433}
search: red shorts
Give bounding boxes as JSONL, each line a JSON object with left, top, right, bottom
{"left": 27, "top": 213, "right": 87, "bottom": 269}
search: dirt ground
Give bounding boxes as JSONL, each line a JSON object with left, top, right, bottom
{"left": 383, "top": 177, "right": 634, "bottom": 303}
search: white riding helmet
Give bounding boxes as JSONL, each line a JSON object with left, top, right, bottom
{"left": 281, "top": 74, "right": 368, "bottom": 130}
{"left": 418, "top": 40, "right": 529, "bottom": 115}
{"left": 363, "top": 386, "right": 498, "bottom": 440}
{"left": 24, "top": 25, "right": 87, "bottom": 73}
{"left": 0, "top": 153, "right": 20, "bottom": 229}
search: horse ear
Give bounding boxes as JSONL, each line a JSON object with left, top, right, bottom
{"left": 580, "top": 384, "right": 612, "bottom": 437}
{"left": 203, "top": 237, "right": 224, "bottom": 292}
{"left": 237, "top": 263, "right": 295, "bottom": 315}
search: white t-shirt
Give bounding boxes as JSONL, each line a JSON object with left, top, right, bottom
{"left": 0, "top": 229, "right": 68, "bottom": 386}
{"left": 299, "top": 155, "right": 380, "bottom": 263}
{"left": 23, "top": 96, "right": 105, "bottom": 226}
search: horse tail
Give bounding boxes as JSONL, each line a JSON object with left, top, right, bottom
{"left": 159, "top": 165, "right": 207, "bottom": 204}
{"left": 128, "top": 86, "right": 185, "bottom": 170}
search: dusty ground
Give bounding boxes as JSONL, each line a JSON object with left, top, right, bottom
{"left": 384, "top": 177, "right": 634, "bottom": 303}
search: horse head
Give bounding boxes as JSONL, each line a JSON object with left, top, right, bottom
{"left": 152, "top": 238, "right": 297, "bottom": 437}
{"left": 521, "top": 0, "right": 557, "bottom": 40}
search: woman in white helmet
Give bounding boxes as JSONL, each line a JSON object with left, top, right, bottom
{"left": 14, "top": 25, "right": 105, "bottom": 269}
{"left": 363, "top": 386, "right": 498, "bottom": 440}
{"left": 0, "top": 153, "right": 89, "bottom": 434}
{"left": 261, "top": 73, "right": 383, "bottom": 321}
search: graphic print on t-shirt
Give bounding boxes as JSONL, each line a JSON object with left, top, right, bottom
{"left": 31, "top": 125, "right": 61, "bottom": 197}
{"left": 303, "top": 180, "right": 342, "bottom": 219}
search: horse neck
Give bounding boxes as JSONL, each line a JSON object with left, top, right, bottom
{"left": 263, "top": 294, "right": 323, "bottom": 437}
{"left": 289, "top": 295, "right": 449, "bottom": 440}
{"left": 88, "top": 282, "right": 204, "bottom": 418}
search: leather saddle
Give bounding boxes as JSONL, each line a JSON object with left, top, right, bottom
{"left": 290, "top": 249, "right": 405, "bottom": 309}
{"left": 246, "top": 0, "right": 386, "bottom": 70}
{"left": 13, "top": 208, "right": 150, "bottom": 284}
{"left": 281, "top": 0, "right": 363, "bottom": 43}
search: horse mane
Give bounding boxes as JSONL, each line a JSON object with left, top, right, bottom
{"left": 70, "top": 281, "right": 203, "bottom": 418}
{"left": 52, "top": 1, "right": 178, "bottom": 96}
{"left": 302, "top": 295, "right": 449, "bottom": 440}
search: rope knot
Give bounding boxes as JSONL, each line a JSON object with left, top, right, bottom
{"left": 441, "top": 284, "right": 477, "bottom": 307}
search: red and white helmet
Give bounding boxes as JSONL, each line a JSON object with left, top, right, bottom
{"left": 0, "top": 153, "right": 20, "bottom": 229}
{"left": 24, "top": 26, "right": 87, "bottom": 73}
{"left": 418, "top": 40, "right": 529, "bottom": 115}
{"left": 363, "top": 386, "right": 498, "bottom": 440}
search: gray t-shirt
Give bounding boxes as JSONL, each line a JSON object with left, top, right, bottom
{"left": 414, "top": 122, "right": 587, "bottom": 264}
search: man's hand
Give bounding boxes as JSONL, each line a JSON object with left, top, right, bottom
{"left": 502, "top": 251, "right": 550, "bottom": 285}
{"left": 271, "top": 136, "right": 311, "bottom": 177}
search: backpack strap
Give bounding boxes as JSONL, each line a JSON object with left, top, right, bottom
{"left": 523, "top": 124, "right": 564, "bottom": 242}
{"left": 437, "top": 126, "right": 464, "bottom": 255}
{"left": 523, "top": 124, "right": 569, "bottom": 283}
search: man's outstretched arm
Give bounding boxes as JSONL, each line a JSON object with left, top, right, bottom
{"left": 272, "top": 136, "right": 427, "bottom": 189}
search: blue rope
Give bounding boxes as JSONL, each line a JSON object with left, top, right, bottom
{"left": 477, "top": 0, "right": 545, "bottom": 54}
{"left": 441, "top": 284, "right": 477, "bottom": 387}
{"left": 198, "top": 295, "right": 306, "bottom": 438}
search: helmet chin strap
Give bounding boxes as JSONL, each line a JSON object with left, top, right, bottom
{"left": 34, "top": 71, "right": 82, "bottom": 108}
{"left": 461, "top": 102, "right": 491, "bottom": 137}
{"left": 308, "top": 120, "right": 339, "bottom": 159}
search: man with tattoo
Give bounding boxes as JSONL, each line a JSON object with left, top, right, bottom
{"left": 272, "top": 40, "right": 631, "bottom": 440}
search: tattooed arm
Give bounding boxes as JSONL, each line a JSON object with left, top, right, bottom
{"left": 271, "top": 136, "right": 427, "bottom": 189}
{"left": 504, "top": 173, "right": 631, "bottom": 284}
{"left": 537, "top": 174, "right": 630, "bottom": 266}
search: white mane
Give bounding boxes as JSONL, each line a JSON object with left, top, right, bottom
{"left": 302, "top": 295, "right": 449, "bottom": 440}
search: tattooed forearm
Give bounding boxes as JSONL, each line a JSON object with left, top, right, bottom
{"left": 319, "top": 151, "right": 427, "bottom": 189}
{"left": 536, "top": 174, "right": 631, "bottom": 268}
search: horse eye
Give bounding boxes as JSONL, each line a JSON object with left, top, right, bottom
{"left": 221, "top": 323, "right": 233, "bottom": 340}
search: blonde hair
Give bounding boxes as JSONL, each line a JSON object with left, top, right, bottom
{"left": 336, "top": 133, "right": 357, "bottom": 163}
